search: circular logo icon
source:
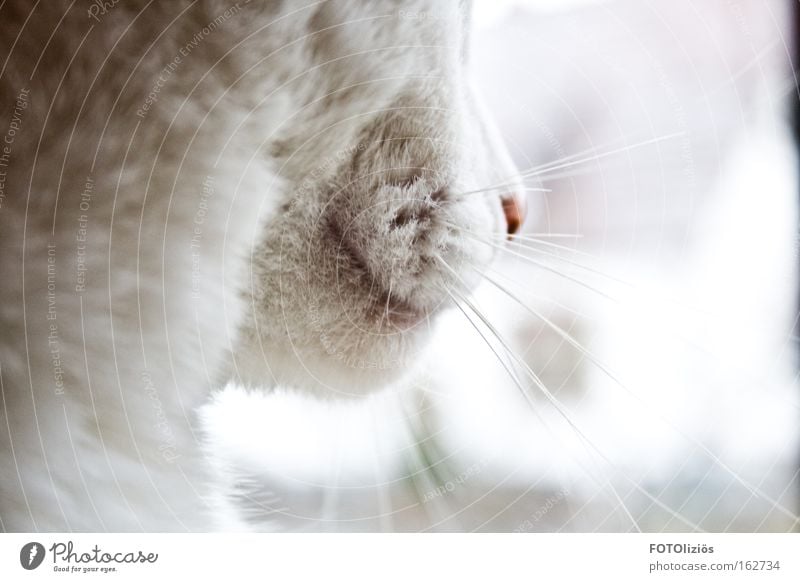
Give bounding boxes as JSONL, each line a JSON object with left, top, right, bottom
{"left": 19, "top": 542, "right": 45, "bottom": 570}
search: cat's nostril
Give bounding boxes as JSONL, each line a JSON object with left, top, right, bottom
{"left": 502, "top": 193, "right": 526, "bottom": 236}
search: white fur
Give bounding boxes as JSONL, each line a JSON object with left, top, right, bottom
{"left": 0, "top": 0, "right": 518, "bottom": 530}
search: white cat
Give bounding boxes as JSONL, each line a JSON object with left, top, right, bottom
{"left": 0, "top": 0, "right": 522, "bottom": 531}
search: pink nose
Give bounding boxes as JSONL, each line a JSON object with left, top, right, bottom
{"left": 501, "top": 193, "right": 526, "bottom": 236}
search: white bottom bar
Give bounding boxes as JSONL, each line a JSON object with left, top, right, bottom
{"left": 1, "top": 533, "right": 797, "bottom": 581}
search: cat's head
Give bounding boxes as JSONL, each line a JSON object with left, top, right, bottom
{"left": 234, "top": 0, "right": 524, "bottom": 396}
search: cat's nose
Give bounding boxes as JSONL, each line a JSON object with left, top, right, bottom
{"left": 501, "top": 192, "right": 526, "bottom": 236}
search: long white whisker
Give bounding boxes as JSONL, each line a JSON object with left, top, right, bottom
{"left": 457, "top": 230, "right": 620, "bottom": 301}
{"left": 437, "top": 257, "right": 706, "bottom": 531}
{"left": 532, "top": 165, "right": 605, "bottom": 183}
{"left": 460, "top": 131, "right": 686, "bottom": 198}
{"left": 474, "top": 233, "right": 589, "bottom": 254}
{"left": 441, "top": 285, "right": 643, "bottom": 530}
{"left": 454, "top": 283, "right": 706, "bottom": 531}
{"left": 483, "top": 263, "right": 600, "bottom": 322}
{"left": 457, "top": 143, "right": 618, "bottom": 197}
{"left": 475, "top": 267, "right": 800, "bottom": 524}
{"left": 499, "top": 232, "right": 585, "bottom": 240}
{"left": 511, "top": 132, "right": 670, "bottom": 178}
{"left": 446, "top": 282, "right": 665, "bottom": 532}
{"left": 454, "top": 185, "right": 552, "bottom": 198}
{"left": 516, "top": 131, "right": 686, "bottom": 180}
{"left": 448, "top": 223, "right": 631, "bottom": 286}
{"left": 444, "top": 222, "right": 586, "bottom": 255}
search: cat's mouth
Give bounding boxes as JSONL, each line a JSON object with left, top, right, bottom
{"left": 328, "top": 189, "right": 525, "bottom": 334}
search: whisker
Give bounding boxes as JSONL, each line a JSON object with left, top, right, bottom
{"left": 446, "top": 223, "right": 629, "bottom": 285}
{"left": 478, "top": 232, "right": 586, "bottom": 245}
{"left": 473, "top": 266, "right": 800, "bottom": 525}
{"left": 499, "top": 239, "right": 632, "bottom": 286}
{"left": 445, "top": 283, "right": 663, "bottom": 532}
{"left": 531, "top": 164, "right": 604, "bottom": 183}
{"left": 437, "top": 256, "right": 705, "bottom": 531}
{"left": 454, "top": 185, "right": 552, "bottom": 198}
{"left": 513, "top": 134, "right": 656, "bottom": 177}
{"left": 459, "top": 131, "right": 686, "bottom": 198}
{"left": 483, "top": 263, "right": 600, "bottom": 322}
{"left": 452, "top": 284, "right": 705, "bottom": 531}
{"left": 516, "top": 131, "right": 687, "bottom": 180}
{"left": 504, "top": 233, "right": 585, "bottom": 240}
{"left": 439, "top": 293, "right": 595, "bottom": 530}
{"left": 439, "top": 285, "right": 634, "bottom": 525}
{"left": 455, "top": 230, "right": 620, "bottom": 301}
{"left": 444, "top": 222, "right": 587, "bottom": 255}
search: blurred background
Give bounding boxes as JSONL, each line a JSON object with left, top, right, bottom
{"left": 204, "top": 0, "right": 800, "bottom": 531}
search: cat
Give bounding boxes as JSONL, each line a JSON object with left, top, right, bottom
{"left": 0, "top": 0, "right": 523, "bottom": 531}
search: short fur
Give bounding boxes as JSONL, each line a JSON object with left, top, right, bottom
{"left": 0, "top": 0, "right": 518, "bottom": 530}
